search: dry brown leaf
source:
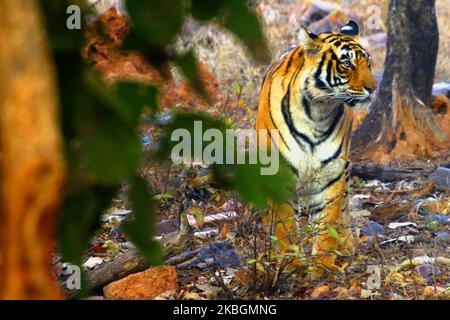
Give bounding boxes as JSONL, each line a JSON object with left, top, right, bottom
{"left": 371, "top": 203, "right": 414, "bottom": 221}
{"left": 231, "top": 269, "right": 253, "bottom": 288}
{"left": 310, "top": 285, "right": 330, "bottom": 299}
{"left": 412, "top": 180, "right": 434, "bottom": 198}
{"left": 219, "top": 223, "right": 229, "bottom": 239}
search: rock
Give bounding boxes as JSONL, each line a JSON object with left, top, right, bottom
{"left": 429, "top": 167, "right": 450, "bottom": 190}
{"left": 435, "top": 232, "right": 450, "bottom": 243}
{"left": 196, "top": 241, "right": 240, "bottom": 269}
{"left": 360, "top": 221, "right": 385, "bottom": 236}
{"left": 415, "top": 264, "right": 441, "bottom": 282}
{"left": 177, "top": 241, "right": 241, "bottom": 270}
{"left": 424, "top": 213, "right": 449, "bottom": 224}
{"left": 103, "top": 265, "right": 178, "bottom": 300}
{"left": 155, "top": 218, "right": 179, "bottom": 236}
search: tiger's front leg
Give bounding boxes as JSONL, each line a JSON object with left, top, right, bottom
{"left": 308, "top": 170, "right": 355, "bottom": 276}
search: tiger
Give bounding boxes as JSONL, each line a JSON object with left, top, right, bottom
{"left": 256, "top": 21, "right": 377, "bottom": 275}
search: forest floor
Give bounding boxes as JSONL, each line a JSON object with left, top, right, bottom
{"left": 64, "top": 1, "right": 450, "bottom": 300}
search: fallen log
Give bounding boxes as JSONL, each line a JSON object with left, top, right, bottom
{"left": 351, "top": 164, "right": 430, "bottom": 182}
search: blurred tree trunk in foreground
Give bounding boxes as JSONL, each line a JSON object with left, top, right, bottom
{"left": 352, "top": 0, "right": 448, "bottom": 163}
{"left": 0, "top": 0, "right": 65, "bottom": 299}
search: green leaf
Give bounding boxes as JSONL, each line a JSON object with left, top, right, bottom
{"left": 172, "top": 50, "right": 207, "bottom": 99}
{"left": 334, "top": 250, "right": 344, "bottom": 256}
{"left": 122, "top": 177, "right": 163, "bottom": 264}
{"left": 191, "top": 0, "right": 270, "bottom": 63}
{"left": 58, "top": 186, "right": 116, "bottom": 263}
{"left": 212, "top": 157, "right": 296, "bottom": 208}
{"left": 126, "top": 0, "right": 185, "bottom": 47}
{"left": 292, "top": 244, "right": 300, "bottom": 255}
{"left": 116, "top": 82, "right": 159, "bottom": 114}
{"left": 120, "top": 34, "right": 171, "bottom": 73}
{"left": 39, "top": 0, "right": 87, "bottom": 53}
{"left": 74, "top": 102, "right": 142, "bottom": 185}
{"left": 235, "top": 82, "right": 241, "bottom": 95}
{"left": 155, "top": 111, "right": 231, "bottom": 162}
{"left": 84, "top": 70, "right": 158, "bottom": 126}
{"left": 154, "top": 193, "right": 174, "bottom": 200}
{"left": 247, "top": 259, "right": 257, "bottom": 265}
{"left": 327, "top": 227, "right": 340, "bottom": 239}
{"left": 156, "top": 111, "right": 295, "bottom": 207}
{"left": 191, "top": 0, "right": 225, "bottom": 21}
{"left": 67, "top": 70, "right": 147, "bottom": 185}
{"left": 222, "top": 0, "right": 270, "bottom": 64}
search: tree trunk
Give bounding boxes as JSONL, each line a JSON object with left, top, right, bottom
{"left": 0, "top": 0, "right": 65, "bottom": 299}
{"left": 352, "top": 0, "right": 448, "bottom": 164}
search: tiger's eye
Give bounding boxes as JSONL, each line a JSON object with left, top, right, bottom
{"left": 341, "top": 61, "right": 352, "bottom": 68}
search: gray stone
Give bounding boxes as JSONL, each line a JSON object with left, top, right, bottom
{"left": 429, "top": 167, "right": 450, "bottom": 190}
{"left": 361, "top": 221, "right": 385, "bottom": 236}
{"left": 177, "top": 241, "right": 241, "bottom": 270}
{"left": 436, "top": 232, "right": 450, "bottom": 243}
{"left": 415, "top": 264, "right": 441, "bottom": 283}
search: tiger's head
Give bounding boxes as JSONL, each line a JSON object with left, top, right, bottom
{"left": 299, "top": 21, "right": 377, "bottom": 108}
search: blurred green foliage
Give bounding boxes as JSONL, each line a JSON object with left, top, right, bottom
{"left": 156, "top": 112, "right": 296, "bottom": 208}
{"left": 38, "top": 0, "right": 293, "bottom": 295}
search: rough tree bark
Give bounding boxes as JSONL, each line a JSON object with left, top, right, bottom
{"left": 352, "top": 0, "right": 448, "bottom": 163}
{"left": 0, "top": 0, "right": 65, "bottom": 299}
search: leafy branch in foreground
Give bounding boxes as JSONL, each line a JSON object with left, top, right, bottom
{"left": 155, "top": 112, "right": 296, "bottom": 208}
{"left": 40, "top": 0, "right": 287, "bottom": 295}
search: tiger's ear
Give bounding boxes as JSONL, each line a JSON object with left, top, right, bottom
{"left": 298, "top": 26, "right": 322, "bottom": 55}
{"left": 340, "top": 20, "right": 360, "bottom": 39}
